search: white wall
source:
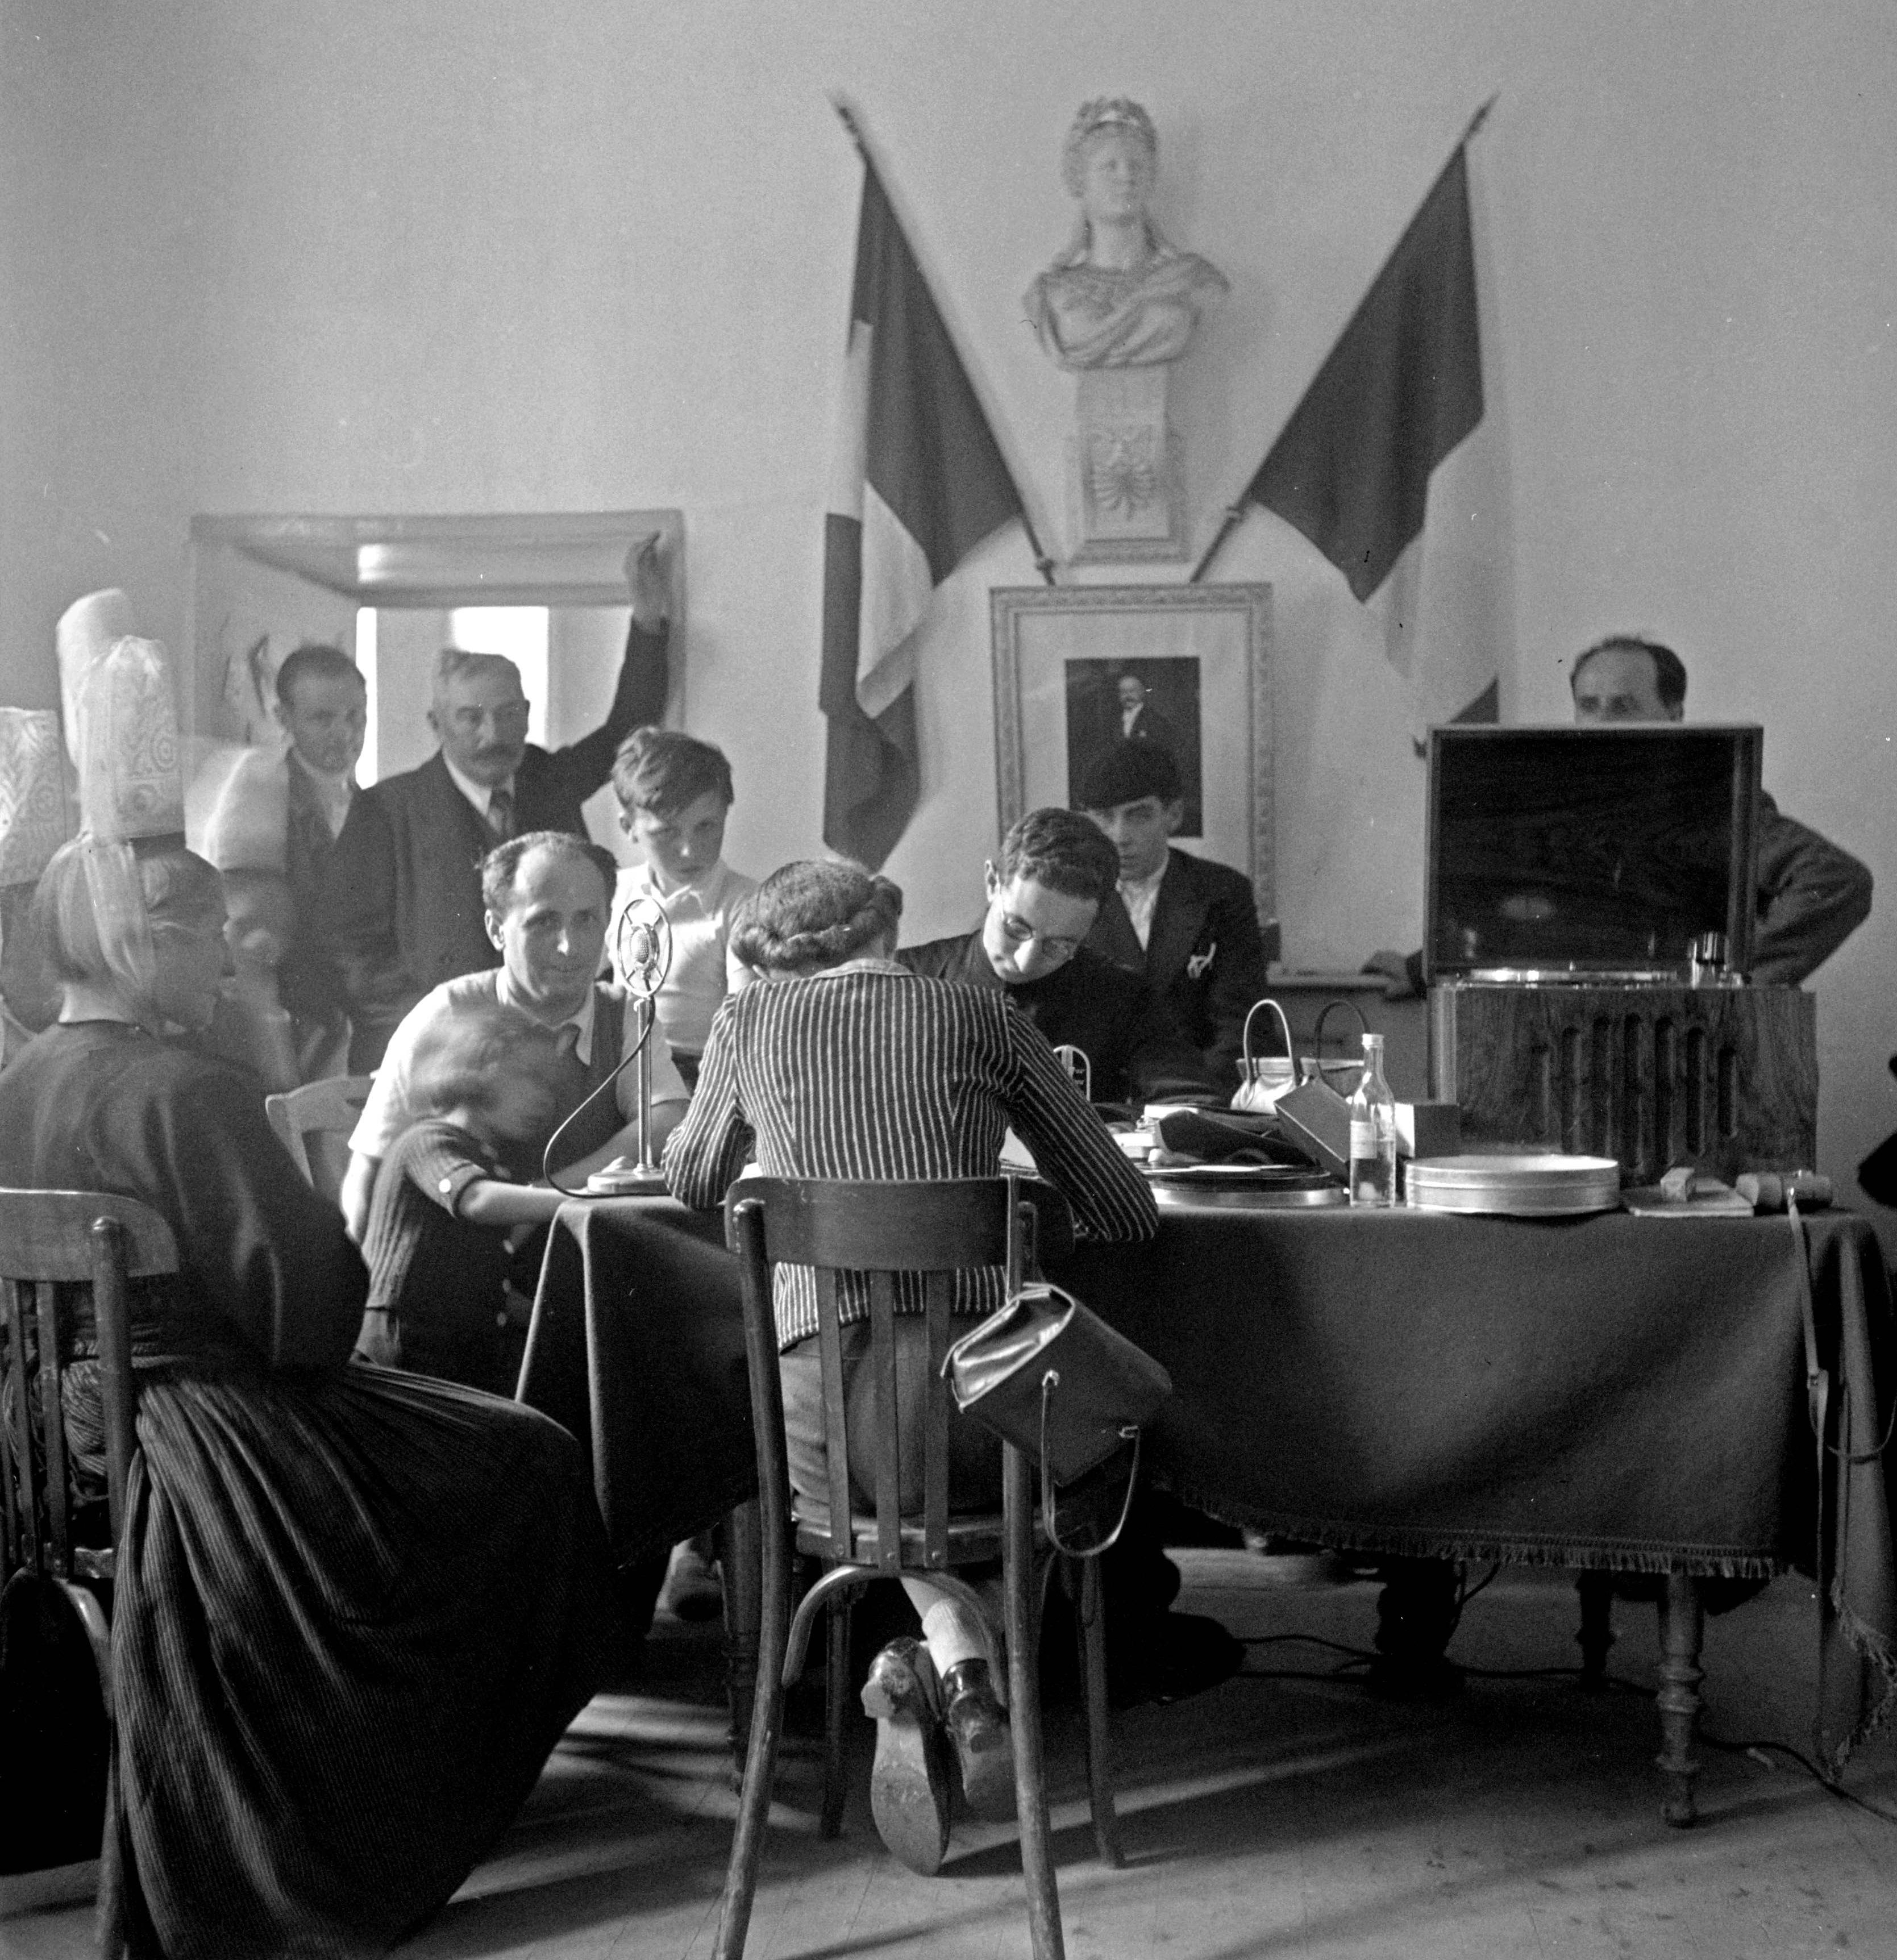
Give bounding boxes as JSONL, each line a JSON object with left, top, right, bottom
{"left": 4, "top": 0, "right": 1895, "bottom": 1228}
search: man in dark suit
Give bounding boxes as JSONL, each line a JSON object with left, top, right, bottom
{"left": 275, "top": 644, "right": 365, "bottom": 1072}
{"left": 897, "top": 806, "right": 1218, "bottom": 1107}
{"left": 1077, "top": 741, "right": 1276, "bottom": 1095}
{"left": 1116, "top": 672, "right": 1177, "bottom": 756}
{"left": 322, "top": 541, "right": 669, "bottom": 1068}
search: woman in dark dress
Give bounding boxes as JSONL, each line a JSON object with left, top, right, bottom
{"left": 0, "top": 835, "right": 619, "bottom": 1959}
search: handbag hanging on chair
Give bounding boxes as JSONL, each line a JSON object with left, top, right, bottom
{"left": 942, "top": 1281, "right": 1171, "bottom": 1557}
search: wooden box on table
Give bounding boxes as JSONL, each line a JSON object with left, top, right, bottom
{"left": 1428, "top": 981, "right": 1816, "bottom": 1185}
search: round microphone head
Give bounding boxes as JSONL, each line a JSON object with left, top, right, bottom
{"left": 614, "top": 895, "right": 673, "bottom": 1000}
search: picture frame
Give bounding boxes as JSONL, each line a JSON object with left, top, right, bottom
{"left": 989, "top": 582, "right": 1273, "bottom": 920}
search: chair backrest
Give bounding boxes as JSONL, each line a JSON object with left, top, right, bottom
{"left": 0, "top": 1190, "right": 176, "bottom": 1587}
{"left": 264, "top": 1074, "right": 373, "bottom": 1197}
{"left": 727, "top": 1176, "right": 1051, "bottom": 1576}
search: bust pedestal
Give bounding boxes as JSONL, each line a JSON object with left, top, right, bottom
{"left": 1068, "top": 367, "right": 1186, "bottom": 564}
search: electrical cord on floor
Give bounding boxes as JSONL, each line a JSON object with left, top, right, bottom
{"left": 1442, "top": 1560, "right": 1501, "bottom": 1646}
{"left": 1237, "top": 1637, "right": 1376, "bottom": 1682}
{"left": 1234, "top": 1635, "right": 1897, "bottom": 1826}
{"left": 1239, "top": 1633, "right": 1378, "bottom": 1659}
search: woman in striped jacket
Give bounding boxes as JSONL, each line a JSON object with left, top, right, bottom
{"left": 664, "top": 858, "right": 1155, "bottom": 1871}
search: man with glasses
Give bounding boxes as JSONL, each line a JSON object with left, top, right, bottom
{"left": 322, "top": 540, "right": 670, "bottom": 1069}
{"left": 898, "top": 806, "right": 1217, "bottom": 1107}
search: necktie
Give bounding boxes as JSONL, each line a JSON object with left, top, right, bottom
{"left": 486, "top": 787, "right": 514, "bottom": 841}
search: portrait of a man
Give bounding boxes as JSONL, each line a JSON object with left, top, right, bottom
{"left": 1065, "top": 656, "right": 1203, "bottom": 835}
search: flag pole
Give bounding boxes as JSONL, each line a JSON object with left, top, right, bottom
{"left": 828, "top": 97, "right": 1057, "bottom": 587}
{"left": 1189, "top": 92, "right": 1498, "bottom": 588}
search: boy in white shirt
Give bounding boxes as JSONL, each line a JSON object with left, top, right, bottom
{"left": 607, "top": 727, "right": 758, "bottom": 1094}
{"left": 608, "top": 726, "right": 759, "bottom": 1620}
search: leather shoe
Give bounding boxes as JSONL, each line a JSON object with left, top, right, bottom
{"left": 939, "top": 1658, "right": 1016, "bottom": 1821}
{"left": 658, "top": 1538, "right": 723, "bottom": 1622}
{"left": 860, "top": 1638, "right": 950, "bottom": 1874}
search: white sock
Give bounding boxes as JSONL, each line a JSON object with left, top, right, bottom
{"left": 918, "top": 1595, "right": 987, "bottom": 1678}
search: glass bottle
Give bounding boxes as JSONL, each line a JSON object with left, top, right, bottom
{"left": 1347, "top": 1032, "right": 1398, "bottom": 1208}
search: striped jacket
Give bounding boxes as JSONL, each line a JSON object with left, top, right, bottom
{"left": 663, "top": 960, "right": 1158, "bottom": 1347}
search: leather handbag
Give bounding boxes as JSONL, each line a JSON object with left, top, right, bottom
{"left": 1230, "top": 998, "right": 1296, "bottom": 1114}
{"left": 943, "top": 1282, "right": 1172, "bottom": 1555}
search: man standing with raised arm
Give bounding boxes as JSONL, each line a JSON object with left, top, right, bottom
{"left": 322, "top": 539, "right": 671, "bottom": 1069}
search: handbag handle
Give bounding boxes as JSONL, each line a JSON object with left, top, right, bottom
{"left": 1037, "top": 1368, "right": 1142, "bottom": 1559}
{"left": 1311, "top": 996, "right": 1370, "bottom": 1058}
{"left": 1239, "top": 998, "right": 1294, "bottom": 1082}
{"left": 1306, "top": 997, "right": 1371, "bottom": 1087}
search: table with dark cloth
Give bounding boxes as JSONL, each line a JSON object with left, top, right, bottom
{"left": 520, "top": 1197, "right": 753, "bottom": 1565}
{"left": 521, "top": 1195, "right": 1897, "bottom": 1774}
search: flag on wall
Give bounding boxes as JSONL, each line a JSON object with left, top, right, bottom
{"left": 821, "top": 136, "right": 1025, "bottom": 868}
{"left": 1241, "top": 106, "right": 1500, "bottom": 730}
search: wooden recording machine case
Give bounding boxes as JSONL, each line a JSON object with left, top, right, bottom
{"left": 1429, "top": 982, "right": 1816, "bottom": 1184}
{"left": 1422, "top": 725, "right": 1816, "bottom": 1183}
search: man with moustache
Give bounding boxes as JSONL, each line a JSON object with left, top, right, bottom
{"left": 321, "top": 540, "right": 670, "bottom": 1070}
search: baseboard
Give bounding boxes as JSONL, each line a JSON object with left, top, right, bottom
{"left": 0, "top": 1858, "right": 99, "bottom": 1916}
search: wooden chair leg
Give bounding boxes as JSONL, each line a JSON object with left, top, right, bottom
{"left": 1075, "top": 1555, "right": 1122, "bottom": 1867}
{"left": 719, "top": 1502, "right": 765, "bottom": 1781}
{"left": 821, "top": 1592, "right": 851, "bottom": 1840}
{"left": 1655, "top": 1572, "right": 1705, "bottom": 1828}
{"left": 1005, "top": 1444, "right": 1066, "bottom": 1960}
{"left": 714, "top": 1499, "right": 791, "bottom": 1960}
{"left": 1575, "top": 1571, "right": 1615, "bottom": 1691}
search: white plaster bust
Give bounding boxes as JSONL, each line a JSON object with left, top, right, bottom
{"left": 1024, "top": 98, "right": 1228, "bottom": 371}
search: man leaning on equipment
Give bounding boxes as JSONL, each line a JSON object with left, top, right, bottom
{"left": 1367, "top": 633, "right": 1873, "bottom": 996}
{"left": 321, "top": 539, "right": 672, "bottom": 1069}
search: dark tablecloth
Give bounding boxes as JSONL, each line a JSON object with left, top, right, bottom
{"left": 520, "top": 1199, "right": 754, "bottom": 1567}
{"left": 521, "top": 1196, "right": 1897, "bottom": 1765}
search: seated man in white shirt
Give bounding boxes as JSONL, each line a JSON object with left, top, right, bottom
{"left": 1077, "top": 741, "right": 1275, "bottom": 1096}
{"left": 339, "top": 830, "right": 690, "bottom": 1243}
{"left": 606, "top": 727, "right": 759, "bottom": 1091}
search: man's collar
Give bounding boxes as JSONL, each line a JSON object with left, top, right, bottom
{"left": 627, "top": 856, "right": 729, "bottom": 904}
{"left": 287, "top": 749, "right": 356, "bottom": 795}
{"left": 441, "top": 750, "right": 514, "bottom": 815}
{"left": 496, "top": 966, "right": 597, "bottom": 1061}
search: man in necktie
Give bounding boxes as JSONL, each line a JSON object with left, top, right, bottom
{"left": 322, "top": 538, "right": 672, "bottom": 1070}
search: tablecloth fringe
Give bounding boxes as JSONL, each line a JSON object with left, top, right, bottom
{"left": 1174, "top": 1489, "right": 1784, "bottom": 1581}
{"left": 1825, "top": 1583, "right": 1897, "bottom": 1777}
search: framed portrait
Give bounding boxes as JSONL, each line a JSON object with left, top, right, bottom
{"left": 989, "top": 582, "right": 1273, "bottom": 918}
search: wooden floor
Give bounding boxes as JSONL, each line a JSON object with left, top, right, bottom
{"left": 10, "top": 1552, "right": 1897, "bottom": 1958}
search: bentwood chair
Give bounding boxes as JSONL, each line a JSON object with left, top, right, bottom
{"left": 715, "top": 1176, "right": 1120, "bottom": 1960}
{"left": 0, "top": 1189, "right": 174, "bottom": 1871}
{"left": 264, "top": 1074, "right": 373, "bottom": 1205}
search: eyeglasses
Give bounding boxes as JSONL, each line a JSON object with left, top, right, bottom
{"left": 996, "top": 912, "right": 1082, "bottom": 962}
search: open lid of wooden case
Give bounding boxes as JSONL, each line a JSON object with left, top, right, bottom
{"left": 1422, "top": 726, "right": 1762, "bottom": 983}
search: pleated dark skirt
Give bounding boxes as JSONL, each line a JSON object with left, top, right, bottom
{"left": 99, "top": 1360, "right": 620, "bottom": 1959}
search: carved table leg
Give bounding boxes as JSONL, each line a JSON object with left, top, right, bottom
{"left": 1575, "top": 1572, "right": 1616, "bottom": 1691}
{"left": 1654, "top": 1572, "right": 1704, "bottom": 1827}
{"left": 718, "top": 1499, "right": 766, "bottom": 1784}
